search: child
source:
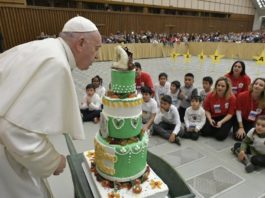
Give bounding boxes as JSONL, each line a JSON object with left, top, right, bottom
{"left": 154, "top": 72, "right": 170, "bottom": 106}
{"left": 200, "top": 76, "right": 213, "bottom": 102}
{"left": 91, "top": 75, "right": 106, "bottom": 98}
{"left": 168, "top": 80, "right": 181, "bottom": 108}
{"left": 178, "top": 73, "right": 198, "bottom": 122}
{"left": 182, "top": 95, "right": 206, "bottom": 140}
{"left": 232, "top": 115, "right": 265, "bottom": 173}
{"left": 141, "top": 86, "right": 158, "bottom": 132}
{"left": 80, "top": 84, "right": 102, "bottom": 123}
{"left": 152, "top": 95, "right": 182, "bottom": 145}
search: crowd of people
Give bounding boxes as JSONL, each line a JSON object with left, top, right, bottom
{"left": 81, "top": 60, "right": 265, "bottom": 174}
{"left": 102, "top": 31, "right": 265, "bottom": 45}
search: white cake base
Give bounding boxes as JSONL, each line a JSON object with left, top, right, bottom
{"left": 83, "top": 151, "right": 169, "bottom": 198}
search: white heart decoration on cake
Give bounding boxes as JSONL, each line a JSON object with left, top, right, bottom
{"left": 112, "top": 118, "right": 125, "bottom": 130}
{"left": 131, "top": 117, "right": 139, "bottom": 129}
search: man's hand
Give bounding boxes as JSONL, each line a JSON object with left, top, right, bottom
{"left": 238, "top": 151, "right": 246, "bottom": 161}
{"left": 236, "top": 128, "right": 246, "bottom": 140}
{"left": 53, "top": 155, "right": 66, "bottom": 176}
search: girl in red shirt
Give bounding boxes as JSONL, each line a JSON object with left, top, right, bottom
{"left": 233, "top": 78, "right": 265, "bottom": 140}
{"left": 202, "top": 77, "right": 236, "bottom": 140}
{"left": 225, "top": 60, "right": 251, "bottom": 97}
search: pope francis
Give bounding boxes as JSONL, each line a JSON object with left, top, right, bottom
{"left": 0, "top": 16, "right": 102, "bottom": 198}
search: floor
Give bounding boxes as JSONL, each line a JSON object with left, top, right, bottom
{"left": 48, "top": 56, "right": 265, "bottom": 198}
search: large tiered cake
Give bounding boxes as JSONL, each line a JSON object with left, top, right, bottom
{"left": 84, "top": 46, "right": 168, "bottom": 197}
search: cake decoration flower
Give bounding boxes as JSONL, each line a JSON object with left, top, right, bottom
{"left": 150, "top": 179, "right": 162, "bottom": 189}
{"left": 108, "top": 191, "right": 121, "bottom": 198}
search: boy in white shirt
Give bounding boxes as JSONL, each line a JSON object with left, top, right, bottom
{"left": 154, "top": 72, "right": 171, "bottom": 106}
{"left": 152, "top": 95, "right": 182, "bottom": 145}
{"left": 182, "top": 95, "right": 206, "bottom": 140}
{"left": 168, "top": 80, "right": 181, "bottom": 108}
{"left": 141, "top": 86, "right": 157, "bottom": 132}
{"left": 80, "top": 84, "right": 102, "bottom": 123}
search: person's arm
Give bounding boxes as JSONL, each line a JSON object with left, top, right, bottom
{"left": 0, "top": 119, "right": 64, "bottom": 177}
{"left": 239, "top": 135, "right": 253, "bottom": 161}
{"left": 80, "top": 95, "right": 88, "bottom": 109}
{"left": 172, "top": 108, "right": 181, "bottom": 135}
{"left": 88, "top": 94, "right": 101, "bottom": 110}
{"left": 154, "top": 110, "right": 162, "bottom": 124}
{"left": 216, "top": 114, "right": 233, "bottom": 128}
{"left": 154, "top": 85, "right": 160, "bottom": 106}
{"left": 205, "top": 110, "right": 215, "bottom": 126}
{"left": 196, "top": 108, "right": 206, "bottom": 131}
{"left": 184, "top": 109, "right": 190, "bottom": 129}
{"left": 144, "top": 113, "right": 156, "bottom": 130}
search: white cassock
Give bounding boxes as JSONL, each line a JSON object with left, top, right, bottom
{"left": 0, "top": 37, "right": 85, "bottom": 198}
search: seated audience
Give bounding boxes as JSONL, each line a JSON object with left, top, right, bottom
{"left": 201, "top": 77, "right": 236, "bottom": 141}
{"left": 91, "top": 75, "right": 106, "bottom": 98}
{"left": 152, "top": 95, "right": 182, "bottom": 145}
{"left": 182, "top": 95, "right": 206, "bottom": 140}
{"left": 134, "top": 62, "right": 154, "bottom": 94}
{"left": 178, "top": 73, "right": 198, "bottom": 122}
{"left": 141, "top": 86, "right": 157, "bottom": 132}
{"left": 200, "top": 76, "right": 213, "bottom": 102}
{"left": 168, "top": 80, "right": 181, "bottom": 108}
{"left": 154, "top": 72, "right": 170, "bottom": 106}
{"left": 232, "top": 115, "right": 265, "bottom": 173}
{"left": 233, "top": 78, "right": 265, "bottom": 140}
{"left": 225, "top": 60, "right": 251, "bottom": 97}
{"left": 80, "top": 84, "right": 102, "bottom": 123}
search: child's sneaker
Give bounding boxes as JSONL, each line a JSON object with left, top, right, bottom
{"left": 245, "top": 163, "right": 256, "bottom": 173}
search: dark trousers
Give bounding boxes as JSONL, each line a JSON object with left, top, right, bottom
{"left": 152, "top": 122, "right": 177, "bottom": 140}
{"left": 234, "top": 142, "right": 265, "bottom": 167}
{"left": 232, "top": 117, "right": 255, "bottom": 141}
{"left": 201, "top": 115, "right": 233, "bottom": 141}
{"left": 178, "top": 106, "right": 186, "bottom": 123}
{"left": 181, "top": 129, "right": 200, "bottom": 140}
{"left": 80, "top": 109, "right": 101, "bottom": 122}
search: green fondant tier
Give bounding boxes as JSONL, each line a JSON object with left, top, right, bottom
{"left": 111, "top": 69, "right": 136, "bottom": 93}
{"left": 94, "top": 132, "right": 148, "bottom": 182}
{"left": 107, "top": 115, "right": 142, "bottom": 139}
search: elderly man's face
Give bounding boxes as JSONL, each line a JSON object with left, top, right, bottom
{"left": 76, "top": 31, "right": 102, "bottom": 70}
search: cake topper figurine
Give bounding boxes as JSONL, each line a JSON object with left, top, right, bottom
{"left": 112, "top": 45, "right": 134, "bottom": 70}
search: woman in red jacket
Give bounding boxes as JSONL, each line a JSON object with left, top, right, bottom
{"left": 233, "top": 78, "right": 265, "bottom": 140}
{"left": 201, "top": 77, "right": 236, "bottom": 141}
{"left": 225, "top": 60, "right": 251, "bottom": 97}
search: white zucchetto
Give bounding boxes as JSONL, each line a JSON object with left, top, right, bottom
{"left": 62, "top": 16, "right": 98, "bottom": 32}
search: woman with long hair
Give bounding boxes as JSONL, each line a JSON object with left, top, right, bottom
{"left": 201, "top": 77, "right": 236, "bottom": 140}
{"left": 233, "top": 78, "right": 265, "bottom": 140}
{"left": 225, "top": 60, "right": 251, "bottom": 97}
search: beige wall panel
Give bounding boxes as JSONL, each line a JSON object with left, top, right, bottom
{"left": 184, "top": 0, "right": 192, "bottom": 9}
{"left": 191, "top": 0, "right": 198, "bottom": 10}
{"left": 161, "top": 0, "right": 169, "bottom": 6}
{"left": 198, "top": 1, "right": 204, "bottom": 10}
{"left": 134, "top": 0, "right": 143, "bottom": 4}
{"left": 144, "top": 0, "right": 153, "bottom": 5}
{"left": 169, "top": 0, "right": 177, "bottom": 7}
{"left": 204, "top": 2, "right": 210, "bottom": 11}
{"left": 153, "top": 0, "right": 161, "bottom": 6}
{"left": 220, "top": 3, "right": 225, "bottom": 12}
{"left": 210, "top": 2, "right": 215, "bottom": 11}
{"left": 178, "top": 0, "right": 185, "bottom": 8}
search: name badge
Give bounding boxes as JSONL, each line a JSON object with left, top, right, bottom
{"left": 189, "top": 124, "right": 196, "bottom": 129}
{"left": 232, "top": 86, "right": 237, "bottom": 94}
{"left": 214, "top": 104, "right": 221, "bottom": 113}
{"left": 248, "top": 110, "right": 258, "bottom": 121}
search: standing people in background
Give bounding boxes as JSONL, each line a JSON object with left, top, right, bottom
{"left": 80, "top": 84, "right": 102, "bottom": 123}
{"left": 182, "top": 95, "right": 206, "bottom": 141}
{"left": 232, "top": 115, "right": 265, "bottom": 173}
{"left": 154, "top": 72, "right": 170, "bottom": 106}
{"left": 134, "top": 62, "right": 154, "bottom": 94}
{"left": 92, "top": 75, "right": 106, "bottom": 98}
{"left": 168, "top": 80, "right": 181, "bottom": 108}
{"left": 178, "top": 73, "right": 198, "bottom": 122}
{"left": 201, "top": 77, "right": 236, "bottom": 141}
{"left": 225, "top": 60, "right": 251, "bottom": 97}
{"left": 0, "top": 16, "right": 102, "bottom": 198}
{"left": 141, "top": 86, "right": 157, "bottom": 132}
{"left": 200, "top": 76, "right": 213, "bottom": 102}
{"left": 233, "top": 78, "right": 265, "bottom": 141}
